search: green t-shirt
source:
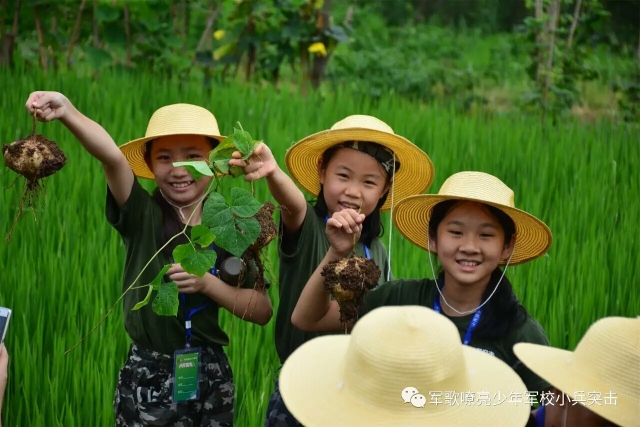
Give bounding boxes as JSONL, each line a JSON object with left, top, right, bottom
{"left": 105, "top": 178, "right": 258, "bottom": 355}
{"left": 360, "top": 278, "right": 552, "bottom": 393}
{"left": 275, "top": 203, "right": 393, "bottom": 364}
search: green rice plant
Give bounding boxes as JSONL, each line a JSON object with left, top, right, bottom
{"left": 0, "top": 64, "right": 638, "bottom": 427}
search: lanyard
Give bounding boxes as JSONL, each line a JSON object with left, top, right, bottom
{"left": 178, "top": 243, "right": 216, "bottom": 348}
{"left": 324, "top": 215, "right": 370, "bottom": 259}
{"left": 433, "top": 289, "right": 482, "bottom": 346}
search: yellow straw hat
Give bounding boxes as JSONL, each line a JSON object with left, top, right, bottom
{"left": 393, "top": 171, "right": 552, "bottom": 265}
{"left": 119, "top": 103, "right": 226, "bottom": 179}
{"left": 514, "top": 316, "right": 640, "bottom": 427}
{"left": 284, "top": 115, "right": 435, "bottom": 212}
{"left": 279, "top": 305, "right": 531, "bottom": 427}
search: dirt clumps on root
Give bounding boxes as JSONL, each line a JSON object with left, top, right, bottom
{"left": 241, "top": 201, "right": 278, "bottom": 292}
{"left": 322, "top": 257, "right": 381, "bottom": 326}
{"left": 2, "top": 116, "right": 67, "bottom": 242}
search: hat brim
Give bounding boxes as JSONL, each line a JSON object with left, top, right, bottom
{"left": 514, "top": 343, "right": 636, "bottom": 427}
{"left": 119, "top": 132, "right": 226, "bottom": 179}
{"left": 392, "top": 194, "right": 552, "bottom": 265}
{"left": 284, "top": 128, "right": 435, "bottom": 212}
{"left": 280, "top": 335, "right": 530, "bottom": 427}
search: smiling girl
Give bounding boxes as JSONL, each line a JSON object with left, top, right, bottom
{"left": 232, "top": 115, "right": 435, "bottom": 426}
{"left": 25, "top": 92, "right": 272, "bottom": 426}
{"left": 291, "top": 171, "right": 554, "bottom": 398}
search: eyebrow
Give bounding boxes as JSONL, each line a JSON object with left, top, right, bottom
{"left": 335, "top": 165, "right": 383, "bottom": 179}
{"left": 447, "top": 220, "right": 498, "bottom": 229}
{"left": 155, "top": 146, "right": 201, "bottom": 154}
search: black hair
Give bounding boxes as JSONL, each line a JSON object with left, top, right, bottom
{"left": 428, "top": 199, "right": 529, "bottom": 340}
{"left": 312, "top": 145, "right": 393, "bottom": 247}
{"left": 143, "top": 137, "right": 218, "bottom": 259}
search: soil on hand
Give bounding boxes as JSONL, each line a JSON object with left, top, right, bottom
{"left": 322, "top": 257, "right": 381, "bottom": 325}
{"left": 3, "top": 119, "right": 67, "bottom": 242}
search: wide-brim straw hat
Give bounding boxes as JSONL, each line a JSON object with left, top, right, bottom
{"left": 119, "top": 103, "right": 226, "bottom": 179}
{"left": 514, "top": 316, "right": 640, "bottom": 427}
{"left": 284, "top": 115, "right": 435, "bottom": 212}
{"left": 393, "top": 171, "right": 552, "bottom": 265}
{"left": 279, "top": 306, "right": 531, "bottom": 427}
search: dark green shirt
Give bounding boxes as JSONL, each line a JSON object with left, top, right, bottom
{"left": 105, "top": 178, "right": 258, "bottom": 355}
{"left": 360, "top": 278, "right": 552, "bottom": 393}
{"left": 275, "top": 203, "right": 393, "bottom": 364}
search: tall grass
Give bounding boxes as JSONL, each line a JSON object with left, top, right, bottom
{"left": 1, "top": 66, "right": 638, "bottom": 426}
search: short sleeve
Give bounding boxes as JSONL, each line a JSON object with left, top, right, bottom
{"left": 105, "top": 178, "right": 153, "bottom": 238}
{"left": 359, "top": 280, "right": 402, "bottom": 317}
{"left": 278, "top": 203, "right": 318, "bottom": 259}
{"left": 512, "top": 318, "right": 553, "bottom": 393}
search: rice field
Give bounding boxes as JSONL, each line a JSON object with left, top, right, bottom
{"left": 1, "top": 65, "right": 638, "bottom": 427}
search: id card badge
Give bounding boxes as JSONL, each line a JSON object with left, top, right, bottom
{"left": 173, "top": 347, "right": 201, "bottom": 403}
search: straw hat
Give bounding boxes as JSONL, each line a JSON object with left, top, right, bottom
{"left": 284, "top": 115, "right": 435, "bottom": 212}
{"left": 514, "top": 316, "right": 640, "bottom": 427}
{"left": 279, "top": 306, "right": 531, "bottom": 427}
{"left": 393, "top": 171, "right": 552, "bottom": 265}
{"left": 119, "top": 103, "right": 226, "bottom": 179}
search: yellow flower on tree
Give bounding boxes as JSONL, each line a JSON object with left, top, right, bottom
{"left": 213, "top": 30, "right": 225, "bottom": 40}
{"left": 308, "top": 42, "right": 327, "bottom": 57}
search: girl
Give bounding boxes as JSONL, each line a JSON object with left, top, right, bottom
{"left": 291, "top": 171, "right": 554, "bottom": 399}
{"left": 25, "top": 92, "right": 273, "bottom": 426}
{"left": 231, "top": 115, "right": 435, "bottom": 426}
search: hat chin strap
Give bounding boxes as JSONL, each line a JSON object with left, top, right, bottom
{"left": 427, "top": 235, "right": 516, "bottom": 316}
{"left": 159, "top": 188, "right": 208, "bottom": 221}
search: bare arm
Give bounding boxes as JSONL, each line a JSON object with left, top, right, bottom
{"left": 231, "top": 143, "right": 307, "bottom": 233}
{"left": 27, "top": 92, "right": 134, "bottom": 207}
{"left": 291, "top": 247, "right": 345, "bottom": 332}
{"left": 201, "top": 274, "right": 273, "bottom": 325}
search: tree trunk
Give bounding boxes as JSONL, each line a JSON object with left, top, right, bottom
{"left": 0, "top": 0, "right": 22, "bottom": 67}
{"left": 93, "top": 0, "right": 100, "bottom": 47}
{"left": 66, "top": 0, "right": 87, "bottom": 67}
{"left": 542, "top": 0, "right": 561, "bottom": 125}
{"left": 534, "top": 0, "right": 545, "bottom": 84}
{"left": 310, "top": 0, "right": 332, "bottom": 90}
{"left": 124, "top": 4, "right": 131, "bottom": 68}
{"left": 566, "top": 0, "right": 582, "bottom": 49}
{"left": 33, "top": 5, "right": 47, "bottom": 71}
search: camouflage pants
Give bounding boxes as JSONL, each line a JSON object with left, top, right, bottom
{"left": 113, "top": 343, "right": 234, "bottom": 427}
{"left": 264, "top": 377, "right": 303, "bottom": 427}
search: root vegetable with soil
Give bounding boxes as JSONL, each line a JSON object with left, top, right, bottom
{"left": 241, "top": 201, "right": 277, "bottom": 292}
{"left": 3, "top": 114, "right": 67, "bottom": 242}
{"left": 321, "top": 256, "right": 381, "bottom": 328}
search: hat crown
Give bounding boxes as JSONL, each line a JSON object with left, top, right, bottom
{"left": 341, "top": 306, "right": 470, "bottom": 411}
{"left": 573, "top": 317, "right": 640, "bottom": 397}
{"left": 438, "top": 171, "right": 515, "bottom": 208}
{"left": 145, "top": 103, "right": 221, "bottom": 139}
{"left": 330, "top": 115, "right": 395, "bottom": 135}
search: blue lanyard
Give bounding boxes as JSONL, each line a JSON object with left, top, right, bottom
{"left": 178, "top": 243, "right": 216, "bottom": 348}
{"left": 324, "top": 215, "right": 370, "bottom": 259}
{"left": 433, "top": 288, "right": 482, "bottom": 346}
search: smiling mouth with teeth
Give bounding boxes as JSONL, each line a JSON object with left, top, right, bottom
{"left": 171, "top": 181, "right": 193, "bottom": 188}
{"left": 340, "top": 202, "right": 360, "bottom": 210}
{"left": 458, "top": 261, "right": 480, "bottom": 266}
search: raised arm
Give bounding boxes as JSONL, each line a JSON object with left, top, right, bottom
{"left": 26, "top": 91, "right": 134, "bottom": 207}
{"left": 230, "top": 142, "right": 307, "bottom": 233}
{"left": 291, "top": 209, "right": 365, "bottom": 332}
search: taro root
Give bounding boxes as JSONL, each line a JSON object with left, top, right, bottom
{"left": 322, "top": 256, "right": 381, "bottom": 326}
{"left": 2, "top": 115, "right": 67, "bottom": 242}
{"left": 241, "top": 201, "right": 278, "bottom": 292}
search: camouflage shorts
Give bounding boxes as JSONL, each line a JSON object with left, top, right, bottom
{"left": 264, "top": 378, "right": 303, "bottom": 427}
{"left": 113, "top": 343, "right": 235, "bottom": 427}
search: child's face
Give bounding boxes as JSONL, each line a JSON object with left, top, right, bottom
{"left": 149, "top": 135, "right": 213, "bottom": 205}
{"left": 429, "top": 201, "right": 514, "bottom": 287}
{"left": 318, "top": 148, "right": 389, "bottom": 217}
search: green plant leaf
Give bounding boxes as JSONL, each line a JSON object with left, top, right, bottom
{"left": 191, "top": 225, "right": 215, "bottom": 247}
{"left": 212, "top": 217, "right": 260, "bottom": 258}
{"left": 232, "top": 127, "right": 254, "bottom": 155}
{"left": 230, "top": 187, "right": 262, "bottom": 217}
{"left": 173, "top": 160, "right": 214, "bottom": 181}
{"left": 202, "top": 192, "right": 234, "bottom": 229}
{"left": 172, "top": 242, "right": 217, "bottom": 277}
{"left": 132, "top": 264, "right": 171, "bottom": 311}
{"left": 152, "top": 282, "right": 179, "bottom": 316}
